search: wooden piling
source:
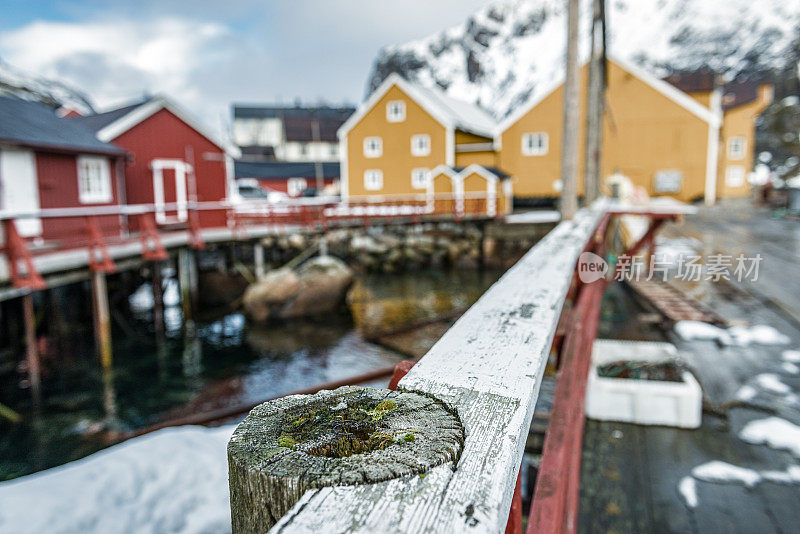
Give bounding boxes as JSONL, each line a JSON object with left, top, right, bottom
{"left": 178, "top": 248, "right": 197, "bottom": 325}
{"left": 227, "top": 386, "right": 464, "bottom": 533}
{"left": 22, "top": 293, "right": 41, "bottom": 406}
{"left": 91, "top": 271, "right": 113, "bottom": 369}
{"left": 151, "top": 261, "right": 165, "bottom": 335}
{"left": 253, "top": 242, "right": 266, "bottom": 280}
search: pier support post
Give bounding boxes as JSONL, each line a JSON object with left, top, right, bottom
{"left": 227, "top": 386, "right": 463, "bottom": 533}
{"left": 91, "top": 271, "right": 113, "bottom": 369}
{"left": 178, "top": 248, "right": 198, "bottom": 325}
{"left": 22, "top": 293, "right": 41, "bottom": 406}
{"left": 253, "top": 242, "right": 266, "bottom": 280}
{"left": 152, "top": 261, "right": 165, "bottom": 335}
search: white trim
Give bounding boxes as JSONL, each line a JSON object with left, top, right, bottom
{"left": 386, "top": 100, "right": 406, "bottom": 122}
{"left": 411, "top": 134, "right": 431, "bottom": 157}
{"left": 727, "top": 136, "right": 746, "bottom": 160}
{"left": 151, "top": 158, "right": 190, "bottom": 223}
{"left": 494, "top": 55, "right": 721, "bottom": 139}
{"left": 521, "top": 132, "right": 549, "bottom": 156}
{"left": 338, "top": 73, "right": 496, "bottom": 140}
{"left": 445, "top": 127, "right": 455, "bottom": 167}
{"left": 363, "top": 136, "right": 383, "bottom": 158}
{"left": 339, "top": 136, "right": 349, "bottom": 204}
{"left": 97, "top": 96, "right": 240, "bottom": 157}
{"left": 76, "top": 155, "right": 113, "bottom": 204}
{"left": 363, "top": 169, "right": 383, "bottom": 191}
{"left": 704, "top": 88, "right": 722, "bottom": 205}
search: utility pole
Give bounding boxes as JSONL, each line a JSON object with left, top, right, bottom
{"left": 584, "top": 0, "right": 607, "bottom": 203}
{"left": 311, "top": 120, "right": 324, "bottom": 192}
{"left": 560, "top": 0, "right": 580, "bottom": 220}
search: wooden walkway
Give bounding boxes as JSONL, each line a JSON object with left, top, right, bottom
{"left": 579, "top": 205, "right": 800, "bottom": 533}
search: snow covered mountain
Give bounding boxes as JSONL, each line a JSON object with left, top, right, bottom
{"left": 0, "top": 58, "right": 95, "bottom": 114}
{"left": 367, "top": 0, "right": 800, "bottom": 118}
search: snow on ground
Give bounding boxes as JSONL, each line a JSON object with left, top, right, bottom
{"left": 739, "top": 417, "right": 800, "bottom": 457}
{"left": 783, "top": 350, "right": 800, "bottom": 363}
{"left": 782, "top": 362, "right": 800, "bottom": 375}
{"left": 754, "top": 374, "right": 792, "bottom": 395}
{"left": 0, "top": 425, "right": 234, "bottom": 534}
{"left": 674, "top": 321, "right": 791, "bottom": 346}
{"left": 692, "top": 461, "right": 763, "bottom": 487}
{"left": 654, "top": 237, "right": 701, "bottom": 266}
{"left": 504, "top": 210, "right": 560, "bottom": 224}
{"left": 736, "top": 384, "right": 758, "bottom": 402}
{"left": 677, "top": 476, "right": 698, "bottom": 509}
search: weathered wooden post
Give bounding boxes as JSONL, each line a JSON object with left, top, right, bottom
{"left": 151, "top": 261, "right": 165, "bottom": 335}
{"left": 227, "top": 386, "right": 464, "bottom": 533}
{"left": 91, "top": 271, "right": 113, "bottom": 369}
{"left": 21, "top": 293, "right": 41, "bottom": 406}
{"left": 254, "top": 242, "right": 266, "bottom": 280}
{"left": 178, "top": 248, "right": 198, "bottom": 325}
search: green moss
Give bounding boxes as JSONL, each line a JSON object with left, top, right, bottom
{"left": 278, "top": 436, "right": 297, "bottom": 448}
{"left": 403, "top": 433, "right": 416, "bottom": 442}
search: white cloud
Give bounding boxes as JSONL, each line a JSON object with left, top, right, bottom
{"left": 0, "top": 17, "right": 230, "bottom": 110}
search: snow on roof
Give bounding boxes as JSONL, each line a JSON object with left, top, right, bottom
{"left": 338, "top": 73, "right": 497, "bottom": 139}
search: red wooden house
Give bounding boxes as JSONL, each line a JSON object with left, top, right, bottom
{"left": 70, "top": 96, "right": 237, "bottom": 229}
{"left": 0, "top": 95, "right": 127, "bottom": 243}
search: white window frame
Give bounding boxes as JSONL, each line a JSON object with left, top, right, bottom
{"left": 522, "top": 132, "right": 548, "bottom": 156}
{"left": 728, "top": 136, "right": 746, "bottom": 160}
{"left": 287, "top": 177, "right": 307, "bottom": 197}
{"left": 77, "top": 155, "right": 112, "bottom": 204}
{"left": 411, "top": 134, "right": 431, "bottom": 157}
{"left": 151, "top": 158, "right": 189, "bottom": 224}
{"left": 363, "top": 136, "right": 383, "bottom": 158}
{"left": 364, "top": 169, "right": 383, "bottom": 191}
{"left": 725, "top": 165, "right": 746, "bottom": 187}
{"left": 386, "top": 100, "right": 406, "bottom": 122}
{"left": 653, "top": 170, "right": 683, "bottom": 193}
{"left": 411, "top": 168, "right": 430, "bottom": 189}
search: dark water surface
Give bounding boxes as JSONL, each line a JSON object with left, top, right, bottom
{"left": 0, "top": 268, "right": 503, "bottom": 480}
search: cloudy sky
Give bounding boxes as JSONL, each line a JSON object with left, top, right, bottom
{"left": 0, "top": 0, "right": 490, "bottom": 133}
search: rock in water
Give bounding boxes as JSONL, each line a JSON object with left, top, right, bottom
{"left": 242, "top": 268, "right": 300, "bottom": 322}
{"left": 242, "top": 257, "right": 354, "bottom": 323}
{"left": 279, "top": 256, "right": 354, "bottom": 319}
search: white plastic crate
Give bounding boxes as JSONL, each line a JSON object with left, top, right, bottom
{"left": 585, "top": 340, "right": 702, "bottom": 429}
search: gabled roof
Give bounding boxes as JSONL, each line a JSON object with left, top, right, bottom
{"left": 0, "top": 95, "right": 124, "bottom": 155}
{"left": 430, "top": 164, "right": 510, "bottom": 182}
{"left": 495, "top": 55, "right": 721, "bottom": 136}
{"left": 338, "top": 73, "right": 497, "bottom": 139}
{"left": 70, "top": 95, "right": 239, "bottom": 156}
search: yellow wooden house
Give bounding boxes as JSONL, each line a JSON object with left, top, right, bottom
{"left": 495, "top": 57, "right": 772, "bottom": 203}
{"left": 337, "top": 73, "right": 512, "bottom": 216}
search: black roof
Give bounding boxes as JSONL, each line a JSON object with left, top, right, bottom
{"left": 0, "top": 95, "right": 124, "bottom": 155}
{"left": 68, "top": 98, "right": 150, "bottom": 134}
{"left": 232, "top": 105, "right": 355, "bottom": 143}
{"left": 234, "top": 160, "right": 340, "bottom": 180}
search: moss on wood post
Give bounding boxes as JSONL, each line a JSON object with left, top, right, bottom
{"left": 227, "top": 386, "right": 464, "bottom": 533}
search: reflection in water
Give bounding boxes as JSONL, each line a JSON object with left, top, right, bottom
{"left": 0, "top": 268, "right": 503, "bottom": 480}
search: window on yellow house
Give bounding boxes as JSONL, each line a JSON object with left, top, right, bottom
{"left": 364, "top": 169, "right": 383, "bottom": 191}
{"left": 728, "top": 136, "right": 746, "bottom": 160}
{"left": 411, "top": 168, "right": 430, "bottom": 189}
{"left": 411, "top": 134, "right": 431, "bottom": 156}
{"left": 386, "top": 101, "right": 406, "bottom": 122}
{"left": 522, "top": 132, "right": 548, "bottom": 156}
{"left": 725, "top": 165, "right": 745, "bottom": 187}
{"left": 363, "top": 137, "right": 382, "bottom": 158}
{"left": 653, "top": 170, "right": 683, "bottom": 193}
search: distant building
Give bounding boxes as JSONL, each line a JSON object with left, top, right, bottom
{"left": 664, "top": 72, "right": 773, "bottom": 200}
{"left": 496, "top": 57, "right": 773, "bottom": 204}
{"left": 234, "top": 161, "right": 339, "bottom": 197}
{"left": 337, "top": 74, "right": 512, "bottom": 216}
{"left": 70, "top": 96, "right": 238, "bottom": 229}
{"left": 232, "top": 105, "right": 354, "bottom": 163}
{"left": 0, "top": 95, "right": 126, "bottom": 241}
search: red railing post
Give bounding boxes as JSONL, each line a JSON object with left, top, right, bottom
{"left": 2, "top": 219, "right": 45, "bottom": 290}
{"left": 138, "top": 213, "right": 168, "bottom": 261}
{"left": 85, "top": 216, "right": 116, "bottom": 272}
{"left": 188, "top": 208, "right": 205, "bottom": 250}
